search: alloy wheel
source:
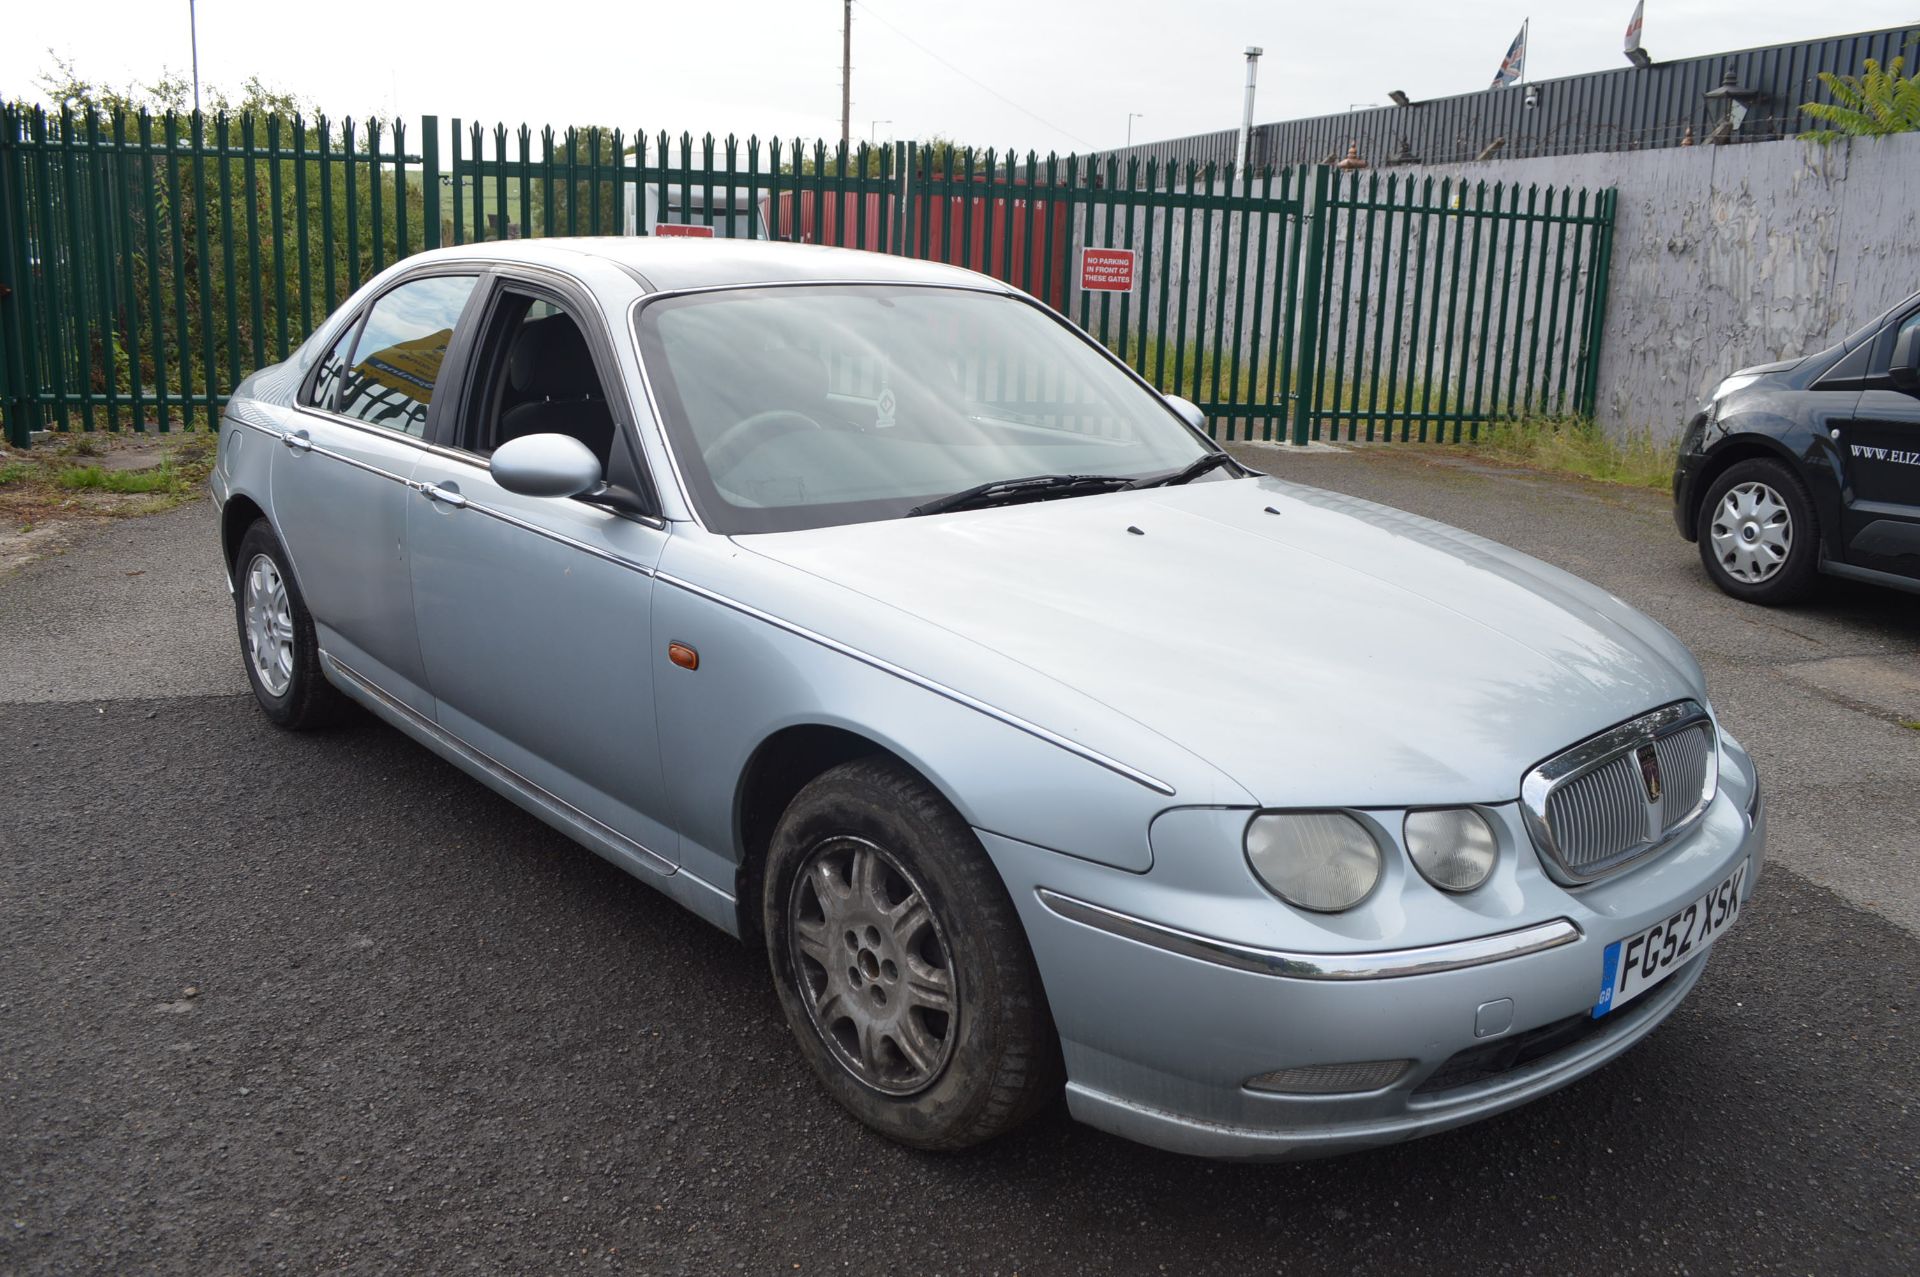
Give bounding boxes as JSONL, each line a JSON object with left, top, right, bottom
{"left": 1708, "top": 480, "right": 1793, "bottom": 584}
{"left": 786, "top": 835, "right": 958, "bottom": 1095}
{"left": 243, "top": 552, "right": 296, "bottom": 697}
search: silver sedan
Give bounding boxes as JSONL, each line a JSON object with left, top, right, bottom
{"left": 211, "top": 239, "right": 1765, "bottom": 1158}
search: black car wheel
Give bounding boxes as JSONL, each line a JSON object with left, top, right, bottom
{"left": 762, "top": 756, "right": 1060, "bottom": 1150}
{"left": 1697, "top": 458, "right": 1820, "bottom": 605}
{"left": 233, "top": 519, "right": 349, "bottom": 728}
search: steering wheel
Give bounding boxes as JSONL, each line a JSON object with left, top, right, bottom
{"left": 704, "top": 409, "right": 827, "bottom": 476}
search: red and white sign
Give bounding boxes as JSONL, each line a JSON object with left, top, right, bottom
{"left": 654, "top": 223, "right": 715, "bottom": 238}
{"left": 1080, "top": 247, "right": 1137, "bottom": 292}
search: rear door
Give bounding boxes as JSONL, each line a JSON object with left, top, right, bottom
{"left": 272, "top": 270, "right": 482, "bottom": 713}
{"left": 404, "top": 273, "right": 679, "bottom": 875}
{"left": 1834, "top": 307, "right": 1920, "bottom": 581}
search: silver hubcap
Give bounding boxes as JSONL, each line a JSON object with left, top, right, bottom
{"left": 1708, "top": 481, "right": 1793, "bottom": 584}
{"left": 242, "top": 553, "right": 295, "bottom": 697}
{"left": 788, "top": 836, "right": 957, "bottom": 1095}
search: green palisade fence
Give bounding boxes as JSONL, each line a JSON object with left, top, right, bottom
{"left": 0, "top": 105, "right": 1616, "bottom": 449}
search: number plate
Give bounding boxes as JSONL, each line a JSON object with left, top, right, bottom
{"left": 1593, "top": 860, "right": 1747, "bottom": 1018}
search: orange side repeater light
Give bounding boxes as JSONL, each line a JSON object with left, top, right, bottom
{"left": 667, "top": 642, "right": 699, "bottom": 671}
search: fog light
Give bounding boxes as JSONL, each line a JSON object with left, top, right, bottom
{"left": 1245, "top": 1060, "right": 1412, "bottom": 1095}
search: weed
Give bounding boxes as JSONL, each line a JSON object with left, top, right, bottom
{"left": 0, "top": 462, "right": 31, "bottom": 487}
{"left": 1465, "top": 417, "right": 1676, "bottom": 490}
{"left": 55, "top": 461, "right": 182, "bottom": 494}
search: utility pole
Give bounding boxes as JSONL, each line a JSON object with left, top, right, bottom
{"left": 189, "top": 0, "right": 202, "bottom": 115}
{"left": 841, "top": 0, "right": 852, "bottom": 152}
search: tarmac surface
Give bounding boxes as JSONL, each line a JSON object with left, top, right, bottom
{"left": 3, "top": 445, "right": 1916, "bottom": 1274}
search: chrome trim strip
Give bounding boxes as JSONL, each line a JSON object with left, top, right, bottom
{"left": 654, "top": 569, "right": 1178, "bottom": 797}
{"left": 431, "top": 487, "right": 662, "bottom": 575}
{"left": 232, "top": 412, "right": 417, "bottom": 486}
{"left": 1036, "top": 889, "right": 1582, "bottom": 980}
{"left": 320, "top": 650, "right": 675, "bottom": 876}
{"left": 1521, "top": 699, "right": 1718, "bottom": 886}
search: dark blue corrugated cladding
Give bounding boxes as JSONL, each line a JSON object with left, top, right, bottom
{"left": 1100, "top": 24, "right": 1919, "bottom": 174}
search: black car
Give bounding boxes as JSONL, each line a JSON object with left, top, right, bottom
{"left": 1673, "top": 288, "right": 1920, "bottom": 605}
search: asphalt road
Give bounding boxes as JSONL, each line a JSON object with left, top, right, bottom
{"left": 3, "top": 449, "right": 1917, "bottom": 1275}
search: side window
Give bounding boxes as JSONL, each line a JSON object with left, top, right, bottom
{"left": 471, "top": 292, "right": 616, "bottom": 467}
{"left": 306, "top": 321, "right": 358, "bottom": 412}
{"left": 336, "top": 275, "right": 480, "bottom": 437}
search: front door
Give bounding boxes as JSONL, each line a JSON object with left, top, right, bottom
{"left": 1836, "top": 308, "right": 1920, "bottom": 581}
{"left": 405, "top": 284, "right": 678, "bottom": 875}
{"left": 270, "top": 271, "right": 482, "bottom": 714}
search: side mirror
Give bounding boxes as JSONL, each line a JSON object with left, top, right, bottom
{"left": 490, "top": 433, "right": 604, "bottom": 499}
{"left": 1164, "top": 394, "right": 1208, "bottom": 434}
{"left": 1890, "top": 322, "right": 1920, "bottom": 392}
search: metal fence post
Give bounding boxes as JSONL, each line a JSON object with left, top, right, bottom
{"left": 421, "top": 115, "right": 441, "bottom": 250}
{"left": 893, "top": 139, "right": 911, "bottom": 257}
{"left": 2, "top": 105, "right": 48, "bottom": 446}
{"left": 1578, "top": 188, "right": 1618, "bottom": 417}
{"left": 1288, "top": 164, "right": 1331, "bottom": 447}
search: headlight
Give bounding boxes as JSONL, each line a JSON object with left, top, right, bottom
{"left": 1709, "top": 372, "right": 1763, "bottom": 403}
{"left": 1403, "top": 808, "right": 1499, "bottom": 892}
{"left": 1245, "top": 812, "right": 1382, "bottom": 912}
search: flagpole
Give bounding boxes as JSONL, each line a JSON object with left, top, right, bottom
{"left": 1521, "top": 17, "right": 1529, "bottom": 86}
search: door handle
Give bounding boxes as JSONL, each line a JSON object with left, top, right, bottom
{"left": 280, "top": 429, "right": 312, "bottom": 452}
{"left": 419, "top": 482, "right": 467, "bottom": 509}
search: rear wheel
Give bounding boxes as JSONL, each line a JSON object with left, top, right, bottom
{"left": 762, "top": 756, "right": 1060, "bottom": 1150}
{"left": 233, "top": 519, "right": 348, "bottom": 729}
{"left": 1697, "top": 458, "right": 1820, "bottom": 605}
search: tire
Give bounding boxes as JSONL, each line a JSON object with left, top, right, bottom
{"left": 762, "top": 756, "right": 1061, "bottom": 1150}
{"left": 232, "top": 519, "right": 349, "bottom": 729}
{"left": 1696, "top": 457, "right": 1821, "bottom": 605}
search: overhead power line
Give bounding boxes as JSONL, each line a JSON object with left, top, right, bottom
{"left": 851, "top": 0, "right": 1095, "bottom": 149}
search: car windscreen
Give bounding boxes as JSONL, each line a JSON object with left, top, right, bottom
{"left": 633, "top": 285, "right": 1212, "bottom": 533}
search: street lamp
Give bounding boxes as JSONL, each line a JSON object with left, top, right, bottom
{"left": 1704, "top": 68, "right": 1766, "bottom": 141}
{"left": 1127, "top": 112, "right": 1145, "bottom": 146}
{"left": 870, "top": 119, "right": 892, "bottom": 145}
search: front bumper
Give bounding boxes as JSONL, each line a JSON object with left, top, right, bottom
{"left": 980, "top": 749, "right": 1765, "bottom": 1161}
{"left": 1672, "top": 410, "right": 1709, "bottom": 539}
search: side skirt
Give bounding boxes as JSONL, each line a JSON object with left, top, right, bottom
{"left": 319, "top": 649, "right": 744, "bottom": 938}
{"left": 1819, "top": 558, "right": 1920, "bottom": 597}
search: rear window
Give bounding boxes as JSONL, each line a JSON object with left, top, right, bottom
{"left": 332, "top": 275, "right": 479, "bottom": 436}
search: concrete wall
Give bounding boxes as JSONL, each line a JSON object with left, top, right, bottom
{"left": 1404, "top": 133, "right": 1920, "bottom": 438}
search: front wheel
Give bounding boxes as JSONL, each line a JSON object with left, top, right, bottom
{"left": 232, "top": 519, "right": 348, "bottom": 729}
{"left": 762, "top": 756, "right": 1060, "bottom": 1150}
{"left": 1697, "top": 458, "right": 1821, "bottom": 605}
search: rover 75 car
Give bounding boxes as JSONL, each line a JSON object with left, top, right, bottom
{"left": 211, "top": 238, "right": 1765, "bottom": 1159}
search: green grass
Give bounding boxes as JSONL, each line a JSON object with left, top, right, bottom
{"left": 54, "top": 460, "right": 185, "bottom": 494}
{"left": 0, "top": 462, "right": 31, "bottom": 487}
{"left": 1901, "top": 720, "right": 1920, "bottom": 732}
{"left": 1465, "top": 417, "right": 1676, "bottom": 490}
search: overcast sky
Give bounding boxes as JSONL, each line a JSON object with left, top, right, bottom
{"left": 5, "top": 2, "right": 1915, "bottom": 155}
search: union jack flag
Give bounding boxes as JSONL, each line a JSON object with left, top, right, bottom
{"left": 1490, "top": 23, "right": 1528, "bottom": 88}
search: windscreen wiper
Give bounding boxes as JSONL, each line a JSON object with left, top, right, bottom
{"left": 905, "top": 474, "right": 1133, "bottom": 518}
{"left": 1127, "top": 452, "right": 1241, "bottom": 489}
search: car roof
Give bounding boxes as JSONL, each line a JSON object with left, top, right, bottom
{"left": 405, "top": 237, "right": 1010, "bottom": 295}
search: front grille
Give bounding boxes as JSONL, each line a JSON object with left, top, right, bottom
{"left": 1522, "top": 701, "right": 1717, "bottom": 884}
